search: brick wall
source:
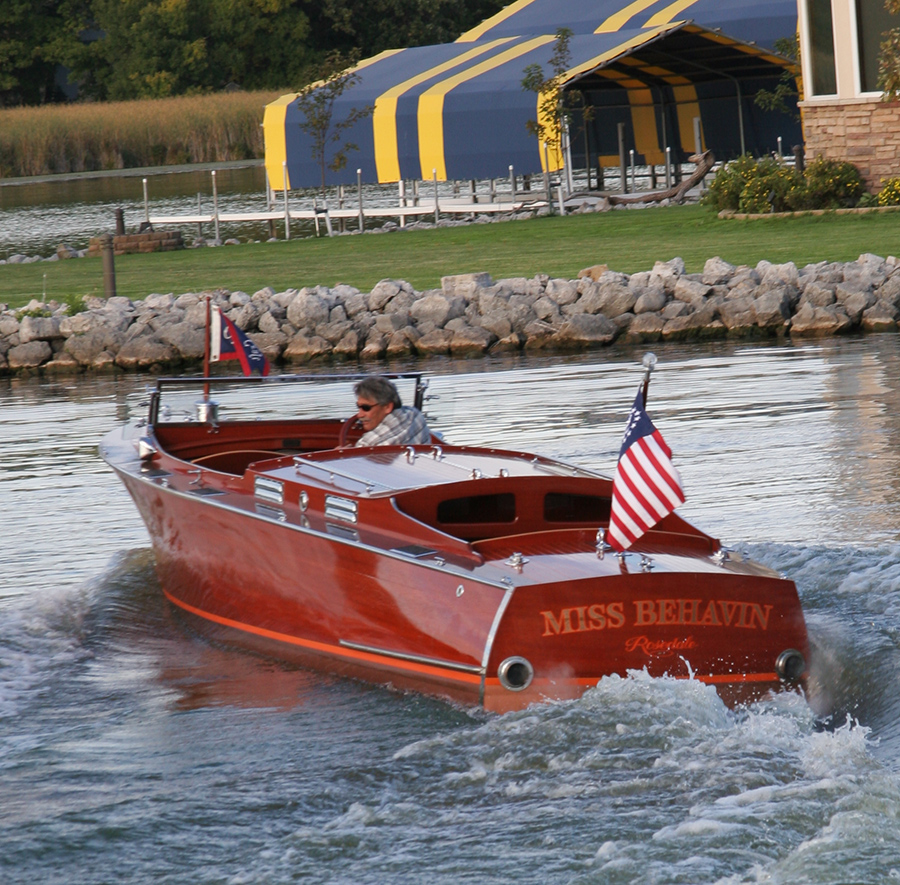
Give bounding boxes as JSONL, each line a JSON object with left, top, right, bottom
{"left": 800, "top": 97, "right": 900, "bottom": 191}
{"left": 87, "top": 230, "right": 184, "bottom": 256}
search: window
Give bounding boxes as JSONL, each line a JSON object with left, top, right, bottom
{"left": 544, "top": 492, "right": 610, "bottom": 523}
{"left": 437, "top": 493, "right": 515, "bottom": 524}
{"left": 808, "top": 0, "right": 837, "bottom": 95}
{"left": 857, "top": 0, "right": 896, "bottom": 93}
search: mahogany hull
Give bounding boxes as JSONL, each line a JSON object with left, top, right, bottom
{"left": 113, "top": 461, "right": 809, "bottom": 712}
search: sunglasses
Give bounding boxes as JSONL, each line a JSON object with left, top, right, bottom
{"left": 356, "top": 402, "right": 379, "bottom": 412}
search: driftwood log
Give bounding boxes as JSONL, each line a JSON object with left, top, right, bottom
{"left": 606, "top": 150, "right": 715, "bottom": 205}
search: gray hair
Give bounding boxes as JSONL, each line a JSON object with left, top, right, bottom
{"left": 354, "top": 376, "right": 402, "bottom": 408}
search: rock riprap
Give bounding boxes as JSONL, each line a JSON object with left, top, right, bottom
{"left": 2, "top": 254, "right": 898, "bottom": 373}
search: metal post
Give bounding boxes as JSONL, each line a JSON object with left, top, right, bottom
{"left": 433, "top": 169, "right": 439, "bottom": 224}
{"left": 338, "top": 184, "right": 345, "bottom": 232}
{"left": 323, "top": 200, "right": 333, "bottom": 237}
{"left": 142, "top": 178, "right": 149, "bottom": 222}
{"left": 777, "top": 136, "right": 783, "bottom": 158}
{"left": 100, "top": 234, "right": 116, "bottom": 299}
{"left": 584, "top": 124, "right": 592, "bottom": 191}
{"left": 509, "top": 164, "right": 516, "bottom": 201}
{"left": 283, "top": 161, "right": 290, "bottom": 240}
{"left": 115, "top": 208, "right": 125, "bottom": 236}
{"left": 357, "top": 168, "right": 364, "bottom": 231}
{"left": 197, "top": 193, "right": 203, "bottom": 238}
{"left": 556, "top": 184, "right": 566, "bottom": 216}
{"left": 542, "top": 142, "right": 551, "bottom": 202}
{"left": 398, "top": 180, "right": 406, "bottom": 228}
{"left": 563, "top": 118, "right": 574, "bottom": 194}
{"left": 665, "top": 146, "right": 672, "bottom": 189}
{"left": 618, "top": 123, "right": 627, "bottom": 193}
{"left": 489, "top": 179, "right": 496, "bottom": 202}
{"left": 629, "top": 149, "right": 635, "bottom": 192}
{"left": 211, "top": 170, "right": 220, "bottom": 242}
{"left": 693, "top": 117, "right": 703, "bottom": 155}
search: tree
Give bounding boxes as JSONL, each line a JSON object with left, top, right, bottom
{"left": 0, "top": 0, "right": 87, "bottom": 106}
{"left": 295, "top": 51, "right": 373, "bottom": 195}
{"left": 521, "top": 28, "right": 591, "bottom": 172}
{"left": 308, "top": 0, "right": 508, "bottom": 57}
{"left": 73, "top": 0, "right": 313, "bottom": 100}
{"left": 753, "top": 35, "right": 801, "bottom": 120}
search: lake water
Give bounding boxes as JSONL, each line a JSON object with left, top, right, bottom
{"left": 0, "top": 163, "right": 554, "bottom": 260}
{"left": 2, "top": 339, "right": 900, "bottom": 884}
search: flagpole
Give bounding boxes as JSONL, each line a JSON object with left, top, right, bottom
{"left": 641, "top": 352, "right": 657, "bottom": 405}
{"left": 203, "top": 295, "right": 211, "bottom": 400}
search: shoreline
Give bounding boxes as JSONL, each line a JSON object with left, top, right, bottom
{"left": 2, "top": 253, "right": 898, "bottom": 375}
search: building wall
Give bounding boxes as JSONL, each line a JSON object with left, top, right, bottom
{"left": 800, "top": 96, "right": 900, "bottom": 189}
{"left": 797, "top": 0, "right": 900, "bottom": 189}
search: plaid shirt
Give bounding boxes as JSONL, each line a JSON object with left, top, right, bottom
{"left": 356, "top": 406, "right": 431, "bottom": 447}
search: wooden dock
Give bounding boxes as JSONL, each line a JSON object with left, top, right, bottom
{"left": 142, "top": 166, "right": 551, "bottom": 240}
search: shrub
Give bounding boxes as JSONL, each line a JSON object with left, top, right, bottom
{"left": 877, "top": 177, "right": 900, "bottom": 206}
{"left": 795, "top": 157, "right": 864, "bottom": 209}
{"left": 701, "top": 154, "right": 758, "bottom": 212}
{"left": 702, "top": 155, "right": 797, "bottom": 213}
{"left": 704, "top": 155, "right": 864, "bottom": 213}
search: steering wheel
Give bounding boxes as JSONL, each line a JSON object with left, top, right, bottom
{"left": 339, "top": 415, "right": 361, "bottom": 447}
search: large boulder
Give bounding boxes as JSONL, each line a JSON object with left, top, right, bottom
{"left": 754, "top": 285, "right": 793, "bottom": 331}
{"left": 789, "top": 303, "right": 853, "bottom": 337}
{"left": 283, "top": 334, "right": 332, "bottom": 362}
{"left": 7, "top": 340, "right": 52, "bottom": 368}
{"left": 552, "top": 313, "right": 618, "bottom": 348}
{"left": 114, "top": 337, "right": 180, "bottom": 369}
{"left": 718, "top": 293, "right": 757, "bottom": 332}
{"left": 286, "top": 290, "right": 330, "bottom": 330}
{"left": 410, "top": 293, "right": 455, "bottom": 328}
{"left": 661, "top": 306, "right": 725, "bottom": 341}
{"left": 861, "top": 300, "right": 899, "bottom": 332}
{"left": 441, "top": 272, "right": 491, "bottom": 300}
{"left": 368, "top": 279, "right": 403, "bottom": 310}
{"left": 544, "top": 278, "right": 578, "bottom": 306}
{"left": 64, "top": 325, "right": 129, "bottom": 363}
{"left": 449, "top": 324, "right": 495, "bottom": 354}
{"left": 414, "top": 328, "right": 454, "bottom": 355}
{"left": 19, "top": 316, "right": 63, "bottom": 343}
{"left": 701, "top": 257, "right": 736, "bottom": 286}
{"left": 625, "top": 312, "right": 665, "bottom": 342}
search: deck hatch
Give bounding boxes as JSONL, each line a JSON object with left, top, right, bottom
{"left": 189, "top": 487, "right": 226, "bottom": 497}
{"left": 392, "top": 544, "right": 438, "bottom": 558}
{"left": 254, "top": 476, "right": 284, "bottom": 504}
{"left": 325, "top": 494, "right": 358, "bottom": 523}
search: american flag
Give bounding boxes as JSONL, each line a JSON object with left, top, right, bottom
{"left": 211, "top": 307, "right": 270, "bottom": 376}
{"left": 607, "top": 388, "right": 685, "bottom": 551}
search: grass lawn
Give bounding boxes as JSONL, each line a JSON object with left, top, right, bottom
{"left": 2, "top": 204, "right": 898, "bottom": 309}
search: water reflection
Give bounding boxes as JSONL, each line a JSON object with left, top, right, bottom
{"left": 1, "top": 337, "right": 900, "bottom": 607}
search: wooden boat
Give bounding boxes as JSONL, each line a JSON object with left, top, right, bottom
{"left": 100, "top": 371, "right": 809, "bottom": 712}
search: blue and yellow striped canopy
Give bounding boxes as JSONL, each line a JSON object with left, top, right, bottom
{"left": 265, "top": 0, "right": 798, "bottom": 189}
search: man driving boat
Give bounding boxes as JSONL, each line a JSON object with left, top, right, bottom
{"left": 353, "top": 376, "right": 431, "bottom": 446}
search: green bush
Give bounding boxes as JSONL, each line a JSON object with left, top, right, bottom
{"left": 877, "top": 177, "right": 900, "bottom": 206}
{"left": 794, "top": 157, "right": 864, "bottom": 209}
{"left": 702, "top": 155, "right": 797, "bottom": 213}
{"left": 704, "top": 155, "right": 864, "bottom": 213}
{"left": 701, "top": 154, "right": 758, "bottom": 212}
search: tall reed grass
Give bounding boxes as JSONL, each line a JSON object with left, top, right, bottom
{"left": 0, "top": 91, "right": 284, "bottom": 178}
